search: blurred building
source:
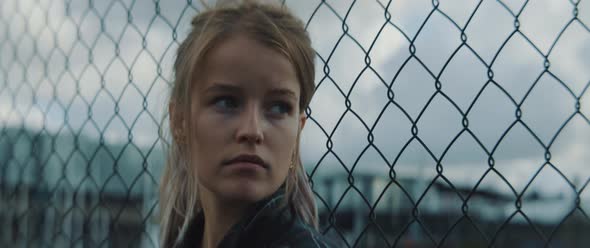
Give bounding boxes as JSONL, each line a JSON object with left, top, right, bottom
{"left": 1, "top": 127, "right": 588, "bottom": 247}
{"left": 0, "top": 127, "right": 161, "bottom": 247}
{"left": 313, "top": 170, "right": 586, "bottom": 248}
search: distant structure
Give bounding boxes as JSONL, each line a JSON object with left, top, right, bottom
{"left": 1, "top": 127, "right": 586, "bottom": 247}
{"left": 0, "top": 127, "right": 162, "bottom": 247}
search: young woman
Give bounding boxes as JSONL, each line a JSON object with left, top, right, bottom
{"left": 159, "top": 1, "right": 335, "bottom": 247}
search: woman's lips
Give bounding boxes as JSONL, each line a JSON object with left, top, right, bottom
{"left": 226, "top": 161, "right": 265, "bottom": 171}
{"left": 223, "top": 154, "right": 269, "bottom": 170}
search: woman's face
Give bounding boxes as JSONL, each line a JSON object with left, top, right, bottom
{"left": 190, "top": 34, "right": 305, "bottom": 204}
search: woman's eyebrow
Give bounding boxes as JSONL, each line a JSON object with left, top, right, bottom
{"left": 204, "top": 83, "right": 296, "bottom": 100}
{"left": 204, "top": 83, "right": 242, "bottom": 94}
{"left": 267, "top": 88, "right": 297, "bottom": 100}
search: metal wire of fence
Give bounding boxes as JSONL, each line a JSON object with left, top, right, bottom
{"left": 1, "top": 0, "right": 589, "bottom": 247}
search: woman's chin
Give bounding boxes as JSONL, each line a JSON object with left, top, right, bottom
{"left": 218, "top": 180, "right": 273, "bottom": 203}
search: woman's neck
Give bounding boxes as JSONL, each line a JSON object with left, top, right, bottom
{"left": 199, "top": 188, "right": 250, "bottom": 248}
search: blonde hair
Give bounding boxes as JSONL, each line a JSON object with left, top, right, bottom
{"left": 159, "top": 1, "right": 317, "bottom": 247}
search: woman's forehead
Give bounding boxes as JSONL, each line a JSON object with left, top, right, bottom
{"left": 196, "top": 34, "right": 300, "bottom": 94}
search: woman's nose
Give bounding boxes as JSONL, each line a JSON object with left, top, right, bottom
{"left": 235, "top": 104, "right": 264, "bottom": 144}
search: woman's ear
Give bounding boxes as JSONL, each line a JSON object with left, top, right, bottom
{"left": 299, "top": 112, "right": 307, "bottom": 130}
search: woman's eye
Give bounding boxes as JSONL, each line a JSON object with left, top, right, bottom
{"left": 268, "top": 102, "right": 292, "bottom": 115}
{"left": 213, "top": 96, "right": 238, "bottom": 110}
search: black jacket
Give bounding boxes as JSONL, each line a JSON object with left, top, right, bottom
{"left": 175, "top": 186, "right": 337, "bottom": 248}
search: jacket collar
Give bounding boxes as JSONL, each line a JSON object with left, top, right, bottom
{"left": 176, "top": 184, "right": 293, "bottom": 248}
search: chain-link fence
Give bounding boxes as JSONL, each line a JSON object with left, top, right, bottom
{"left": 1, "top": 0, "right": 589, "bottom": 247}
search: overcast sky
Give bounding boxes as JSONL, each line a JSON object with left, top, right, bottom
{"left": 1, "top": 0, "right": 589, "bottom": 208}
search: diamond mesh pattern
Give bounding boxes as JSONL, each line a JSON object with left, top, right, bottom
{"left": 1, "top": 0, "right": 589, "bottom": 247}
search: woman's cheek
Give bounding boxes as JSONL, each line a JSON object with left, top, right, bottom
{"left": 199, "top": 109, "right": 232, "bottom": 128}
